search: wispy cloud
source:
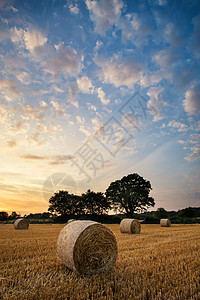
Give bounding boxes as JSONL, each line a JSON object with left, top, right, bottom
{"left": 20, "top": 154, "right": 75, "bottom": 165}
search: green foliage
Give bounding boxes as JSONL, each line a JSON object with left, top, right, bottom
{"left": 152, "top": 207, "right": 169, "bottom": 219}
{"left": 177, "top": 207, "right": 196, "bottom": 218}
{"left": 81, "top": 189, "right": 110, "bottom": 215}
{"left": 26, "top": 212, "right": 52, "bottom": 219}
{"left": 106, "top": 173, "right": 155, "bottom": 216}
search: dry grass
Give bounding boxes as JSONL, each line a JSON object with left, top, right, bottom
{"left": 0, "top": 224, "right": 200, "bottom": 300}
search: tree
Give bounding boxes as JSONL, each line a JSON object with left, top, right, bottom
{"left": 9, "top": 211, "right": 21, "bottom": 220}
{"left": 0, "top": 211, "right": 8, "bottom": 221}
{"left": 81, "top": 189, "right": 110, "bottom": 215}
{"left": 178, "top": 207, "right": 196, "bottom": 218}
{"left": 153, "top": 208, "right": 169, "bottom": 219}
{"left": 105, "top": 173, "right": 155, "bottom": 216}
{"left": 48, "top": 191, "right": 84, "bottom": 218}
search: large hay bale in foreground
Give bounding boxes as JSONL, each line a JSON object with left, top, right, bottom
{"left": 67, "top": 219, "right": 75, "bottom": 224}
{"left": 120, "top": 219, "right": 141, "bottom": 234}
{"left": 57, "top": 220, "right": 118, "bottom": 275}
{"left": 14, "top": 218, "right": 29, "bottom": 230}
{"left": 160, "top": 219, "right": 171, "bottom": 227}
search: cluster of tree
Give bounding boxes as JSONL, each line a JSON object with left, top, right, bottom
{"left": 0, "top": 211, "right": 21, "bottom": 221}
{"left": 0, "top": 211, "right": 53, "bottom": 222}
{"left": 1, "top": 172, "right": 199, "bottom": 224}
{"left": 48, "top": 173, "right": 155, "bottom": 221}
{"left": 140, "top": 207, "right": 200, "bottom": 224}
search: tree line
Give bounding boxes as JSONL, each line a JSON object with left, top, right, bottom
{"left": 48, "top": 173, "right": 155, "bottom": 219}
{"left": 1, "top": 173, "right": 199, "bottom": 224}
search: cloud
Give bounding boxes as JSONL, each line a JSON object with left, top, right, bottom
{"left": 50, "top": 99, "right": 66, "bottom": 116}
{"left": 51, "top": 85, "right": 64, "bottom": 93}
{"left": 22, "top": 104, "right": 46, "bottom": 121}
{"left": 183, "top": 86, "right": 200, "bottom": 115}
{"left": 16, "top": 71, "right": 30, "bottom": 85}
{"left": 10, "top": 27, "right": 48, "bottom": 57}
{"left": 21, "top": 155, "right": 46, "bottom": 160}
{"left": 20, "top": 154, "right": 75, "bottom": 164}
{"left": 120, "top": 12, "right": 153, "bottom": 46}
{"left": 10, "top": 27, "right": 24, "bottom": 43}
{"left": 49, "top": 155, "right": 75, "bottom": 165}
{"left": 87, "top": 102, "right": 97, "bottom": 111}
{"left": 0, "top": 79, "right": 21, "bottom": 100}
{"left": 79, "top": 126, "right": 91, "bottom": 136}
{"left": 154, "top": 48, "right": 179, "bottom": 68}
{"left": 76, "top": 116, "right": 85, "bottom": 125}
{"left": 178, "top": 133, "right": 200, "bottom": 162}
{"left": 26, "top": 123, "right": 62, "bottom": 145}
{"left": 91, "top": 117, "right": 103, "bottom": 133}
{"left": 43, "top": 45, "right": 83, "bottom": 78}
{"left": 40, "top": 100, "right": 48, "bottom": 108}
{"left": 68, "top": 81, "right": 79, "bottom": 107}
{"left": 94, "top": 54, "right": 145, "bottom": 88}
{"left": 168, "top": 120, "right": 188, "bottom": 132}
{"left": 68, "top": 3, "right": 79, "bottom": 14}
{"left": 3, "top": 55, "right": 27, "bottom": 76}
{"left": 147, "top": 86, "right": 166, "bottom": 121}
{"left": 23, "top": 28, "right": 47, "bottom": 54}
{"left": 0, "top": 103, "right": 30, "bottom": 134}
{"left": 94, "top": 40, "right": 103, "bottom": 52}
{"left": 77, "top": 76, "right": 94, "bottom": 94}
{"left": 10, "top": 5, "right": 18, "bottom": 13}
{"left": 96, "top": 87, "right": 110, "bottom": 105}
{"left": 185, "top": 144, "right": 200, "bottom": 162}
{"left": 85, "top": 0, "right": 123, "bottom": 35}
{"left": 7, "top": 140, "right": 17, "bottom": 148}
{"left": 140, "top": 70, "right": 164, "bottom": 87}
{"left": 165, "top": 23, "right": 183, "bottom": 47}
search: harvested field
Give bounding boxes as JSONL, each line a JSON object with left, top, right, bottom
{"left": 0, "top": 224, "right": 200, "bottom": 300}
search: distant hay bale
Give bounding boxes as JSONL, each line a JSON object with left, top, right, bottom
{"left": 57, "top": 220, "right": 118, "bottom": 275}
{"left": 160, "top": 219, "right": 171, "bottom": 227}
{"left": 120, "top": 219, "right": 141, "bottom": 234}
{"left": 14, "top": 218, "right": 29, "bottom": 230}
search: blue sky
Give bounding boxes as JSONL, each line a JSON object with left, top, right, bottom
{"left": 0, "top": 0, "right": 199, "bottom": 215}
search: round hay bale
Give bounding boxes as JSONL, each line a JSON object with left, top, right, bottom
{"left": 57, "top": 220, "right": 118, "bottom": 275}
{"left": 67, "top": 219, "right": 75, "bottom": 224}
{"left": 120, "top": 218, "right": 141, "bottom": 234}
{"left": 160, "top": 219, "right": 171, "bottom": 227}
{"left": 14, "top": 218, "right": 29, "bottom": 230}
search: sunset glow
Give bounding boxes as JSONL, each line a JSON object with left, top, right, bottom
{"left": 0, "top": 0, "right": 199, "bottom": 215}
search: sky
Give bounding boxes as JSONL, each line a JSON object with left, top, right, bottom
{"left": 0, "top": 0, "right": 200, "bottom": 215}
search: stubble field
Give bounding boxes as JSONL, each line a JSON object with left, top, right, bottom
{"left": 0, "top": 223, "right": 200, "bottom": 300}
